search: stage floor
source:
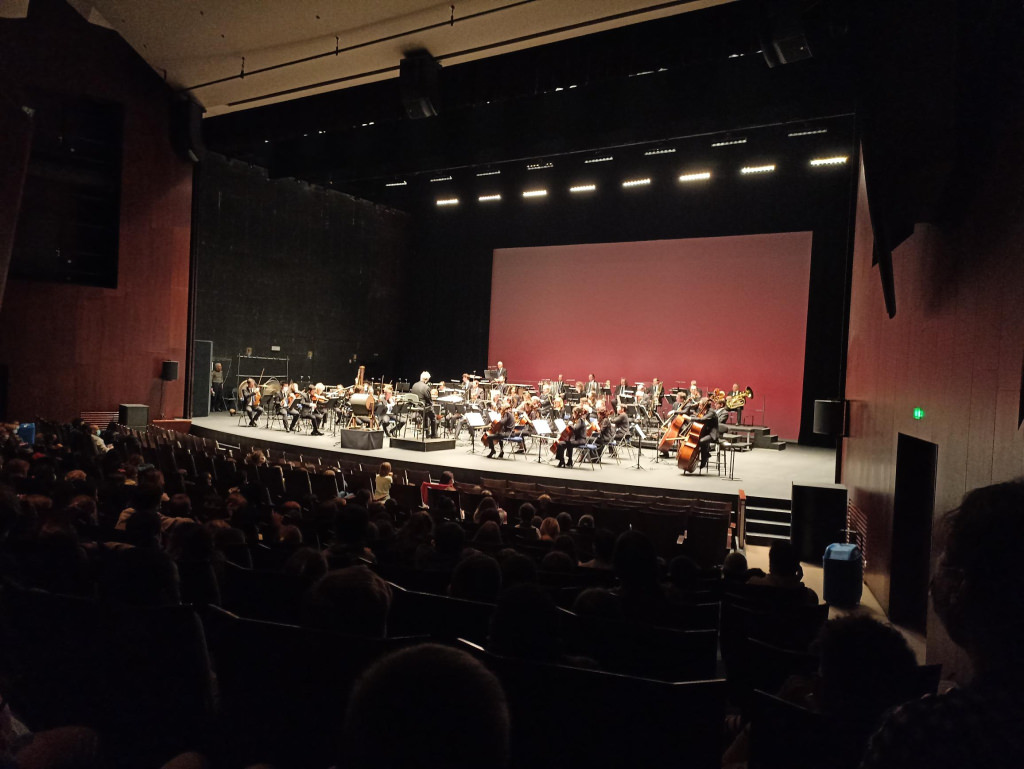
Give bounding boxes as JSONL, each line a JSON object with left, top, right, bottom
{"left": 191, "top": 413, "right": 836, "bottom": 502}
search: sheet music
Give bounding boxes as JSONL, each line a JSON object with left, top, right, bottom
{"left": 467, "top": 412, "right": 486, "bottom": 427}
{"left": 554, "top": 418, "right": 566, "bottom": 431}
{"left": 532, "top": 418, "right": 552, "bottom": 435}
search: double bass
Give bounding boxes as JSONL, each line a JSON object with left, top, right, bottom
{"left": 658, "top": 412, "right": 688, "bottom": 454}
{"left": 677, "top": 399, "right": 712, "bottom": 473}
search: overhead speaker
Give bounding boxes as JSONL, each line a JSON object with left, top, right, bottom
{"left": 758, "top": 0, "right": 813, "bottom": 68}
{"left": 400, "top": 50, "right": 440, "bottom": 119}
{"left": 813, "top": 399, "right": 846, "bottom": 436}
{"left": 161, "top": 360, "right": 179, "bottom": 381}
{"left": 169, "top": 96, "right": 206, "bottom": 162}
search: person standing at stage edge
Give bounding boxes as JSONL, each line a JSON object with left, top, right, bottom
{"left": 411, "top": 372, "right": 437, "bottom": 439}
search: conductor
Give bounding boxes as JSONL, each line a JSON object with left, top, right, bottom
{"left": 411, "top": 371, "right": 438, "bottom": 439}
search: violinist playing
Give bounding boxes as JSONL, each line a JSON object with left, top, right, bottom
{"left": 240, "top": 378, "right": 263, "bottom": 427}
{"left": 294, "top": 383, "right": 325, "bottom": 436}
{"left": 555, "top": 407, "right": 588, "bottom": 469}
{"left": 280, "top": 382, "right": 301, "bottom": 431}
{"left": 484, "top": 401, "right": 515, "bottom": 459}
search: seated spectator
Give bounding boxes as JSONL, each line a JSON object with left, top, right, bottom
{"left": 302, "top": 566, "right": 392, "bottom": 637}
{"left": 341, "top": 643, "right": 509, "bottom": 769}
{"left": 540, "top": 550, "right": 574, "bottom": 574}
{"left": 538, "top": 516, "right": 560, "bottom": 541}
{"left": 326, "top": 501, "right": 375, "bottom": 567}
{"left": 513, "top": 502, "right": 540, "bottom": 540}
{"left": 722, "top": 550, "right": 763, "bottom": 584}
{"left": 611, "top": 530, "right": 677, "bottom": 626}
{"left": 472, "top": 520, "right": 503, "bottom": 550}
{"left": 862, "top": 479, "right": 1024, "bottom": 769}
{"left": 282, "top": 546, "right": 329, "bottom": 586}
{"left": 580, "top": 528, "right": 616, "bottom": 570}
{"left": 746, "top": 540, "right": 819, "bottom": 605}
{"left": 374, "top": 461, "right": 394, "bottom": 501}
{"left": 473, "top": 496, "right": 502, "bottom": 525}
{"left": 552, "top": 534, "right": 578, "bottom": 565}
{"left": 278, "top": 524, "right": 303, "bottom": 546}
{"left": 449, "top": 553, "right": 502, "bottom": 603}
{"left": 414, "top": 520, "right": 465, "bottom": 571}
{"left": 572, "top": 587, "right": 625, "bottom": 621}
{"left": 392, "top": 511, "right": 433, "bottom": 566}
{"left": 488, "top": 583, "right": 566, "bottom": 663}
{"left": 555, "top": 511, "right": 574, "bottom": 534}
{"left": 167, "top": 521, "right": 220, "bottom": 606}
{"left": 497, "top": 549, "right": 538, "bottom": 588}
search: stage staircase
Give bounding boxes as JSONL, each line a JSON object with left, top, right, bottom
{"left": 744, "top": 495, "right": 792, "bottom": 547}
{"left": 725, "top": 424, "right": 786, "bottom": 450}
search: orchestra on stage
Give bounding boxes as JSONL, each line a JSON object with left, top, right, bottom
{"left": 227, "top": 362, "right": 755, "bottom": 473}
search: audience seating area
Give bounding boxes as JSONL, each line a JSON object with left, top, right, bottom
{"left": 0, "top": 419, "right": 934, "bottom": 768}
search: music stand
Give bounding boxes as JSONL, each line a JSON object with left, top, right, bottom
{"left": 465, "top": 411, "right": 485, "bottom": 454}
{"left": 631, "top": 424, "right": 648, "bottom": 471}
{"left": 532, "top": 418, "right": 553, "bottom": 463}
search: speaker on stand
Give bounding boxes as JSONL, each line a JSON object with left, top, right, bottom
{"left": 159, "top": 360, "right": 178, "bottom": 419}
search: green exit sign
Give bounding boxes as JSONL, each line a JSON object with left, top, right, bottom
{"left": 913, "top": 407, "right": 925, "bottom": 420}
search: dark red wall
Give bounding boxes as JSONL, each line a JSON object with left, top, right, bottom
{"left": 843, "top": 138, "right": 1024, "bottom": 679}
{"left": 0, "top": 0, "right": 192, "bottom": 421}
{"left": 490, "top": 233, "right": 813, "bottom": 439}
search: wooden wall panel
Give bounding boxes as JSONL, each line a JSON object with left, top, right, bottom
{"left": 0, "top": 0, "right": 192, "bottom": 422}
{"left": 843, "top": 124, "right": 1024, "bottom": 681}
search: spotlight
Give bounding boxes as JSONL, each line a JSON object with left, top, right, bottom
{"left": 436, "top": 197, "right": 459, "bottom": 206}
{"left": 478, "top": 194, "right": 501, "bottom": 202}
{"left": 522, "top": 189, "right": 547, "bottom": 198}
{"left": 429, "top": 175, "right": 453, "bottom": 183}
{"left": 385, "top": 181, "right": 407, "bottom": 187}
{"left": 678, "top": 172, "right": 712, "bottom": 182}
{"left": 585, "top": 156, "right": 614, "bottom": 164}
{"left": 740, "top": 164, "right": 775, "bottom": 174}
{"left": 809, "top": 156, "right": 849, "bottom": 166}
{"left": 622, "top": 177, "right": 651, "bottom": 188}
{"left": 712, "top": 138, "right": 747, "bottom": 147}
{"left": 788, "top": 128, "right": 828, "bottom": 137}
{"left": 569, "top": 184, "right": 596, "bottom": 193}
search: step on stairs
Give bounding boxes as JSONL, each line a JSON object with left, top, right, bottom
{"left": 725, "top": 424, "right": 786, "bottom": 451}
{"left": 744, "top": 495, "right": 792, "bottom": 547}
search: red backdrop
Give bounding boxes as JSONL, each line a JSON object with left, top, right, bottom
{"left": 489, "top": 232, "right": 813, "bottom": 440}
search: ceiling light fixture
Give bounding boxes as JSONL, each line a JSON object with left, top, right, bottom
{"left": 585, "top": 156, "right": 614, "bottom": 164}
{"left": 569, "top": 184, "right": 596, "bottom": 193}
{"left": 385, "top": 181, "right": 407, "bottom": 187}
{"left": 644, "top": 148, "right": 676, "bottom": 156}
{"left": 436, "top": 197, "right": 459, "bottom": 206}
{"left": 478, "top": 194, "right": 501, "bottom": 202}
{"left": 740, "top": 164, "right": 776, "bottom": 174}
{"left": 476, "top": 170, "right": 501, "bottom": 177}
{"left": 522, "top": 189, "right": 547, "bottom": 198}
{"left": 678, "top": 172, "right": 712, "bottom": 182}
{"left": 527, "top": 162, "right": 554, "bottom": 170}
{"left": 429, "top": 176, "right": 453, "bottom": 183}
{"left": 622, "top": 177, "right": 652, "bottom": 187}
{"left": 712, "top": 138, "right": 747, "bottom": 147}
{"left": 788, "top": 128, "right": 828, "bottom": 137}
{"left": 809, "top": 156, "right": 849, "bottom": 166}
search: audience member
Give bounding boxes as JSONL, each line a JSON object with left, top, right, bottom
{"left": 862, "top": 479, "right": 1024, "bottom": 769}
{"left": 341, "top": 643, "right": 509, "bottom": 769}
{"left": 746, "top": 540, "right": 819, "bottom": 605}
{"left": 450, "top": 553, "right": 502, "bottom": 603}
{"left": 580, "top": 528, "right": 616, "bottom": 570}
{"left": 538, "top": 516, "right": 560, "bottom": 541}
{"left": 302, "top": 566, "right": 391, "bottom": 637}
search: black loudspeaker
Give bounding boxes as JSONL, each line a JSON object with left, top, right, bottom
{"left": 791, "top": 483, "right": 849, "bottom": 563}
{"left": 192, "top": 340, "right": 213, "bottom": 418}
{"left": 169, "top": 96, "right": 205, "bottom": 163}
{"left": 118, "top": 403, "right": 149, "bottom": 428}
{"left": 161, "top": 360, "right": 179, "bottom": 381}
{"left": 758, "top": 0, "right": 813, "bottom": 68}
{"left": 813, "top": 399, "right": 846, "bottom": 436}
{"left": 400, "top": 50, "right": 440, "bottom": 119}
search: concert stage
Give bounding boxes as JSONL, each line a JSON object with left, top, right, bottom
{"left": 191, "top": 413, "right": 835, "bottom": 504}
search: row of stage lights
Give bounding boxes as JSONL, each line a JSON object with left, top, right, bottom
{"left": 419, "top": 155, "right": 849, "bottom": 207}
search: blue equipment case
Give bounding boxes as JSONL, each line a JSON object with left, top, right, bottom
{"left": 822, "top": 543, "right": 863, "bottom": 607}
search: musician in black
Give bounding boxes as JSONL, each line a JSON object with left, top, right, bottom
{"left": 411, "top": 372, "right": 437, "bottom": 438}
{"left": 651, "top": 377, "right": 665, "bottom": 413}
{"left": 484, "top": 403, "right": 515, "bottom": 458}
{"left": 551, "top": 374, "right": 565, "bottom": 396}
{"left": 281, "top": 383, "right": 302, "bottom": 431}
{"left": 555, "top": 407, "right": 588, "bottom": 468}
{"left": 292, "top": 384, "right": 325, "bottom": 436}
{"left": 726, "top": 383, "right": 747, "bottom": 425}
{"left": 494, "top": 361, "right": 508, "bottom": 384}
{"left": 597, "top": 408, "right": 616, "bottom": 458}
{"left": 584, "top": 373, "right": 600, "bottom": 398}
{"left": 240, "top": 378, "right": 263, "bottom": 427}
{"left": 687, "top": 397, "right": 720, "bottom": 469}
{"left": 611, "top": 404, "right": 631, "bottom": 438}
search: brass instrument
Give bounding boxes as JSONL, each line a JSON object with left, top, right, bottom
{"left": 725, "top": 386, "right": 754, "bottom": 410}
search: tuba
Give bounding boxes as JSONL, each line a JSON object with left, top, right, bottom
{"left": 725, "top": 386, "right": 754, "bottom": 409}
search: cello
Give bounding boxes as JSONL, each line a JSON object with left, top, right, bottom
{"left": 677, "top": 398, "right": 712, "bottom": 473}
{"left": 658, "top": 412, "right": 688, "bottom": 454}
